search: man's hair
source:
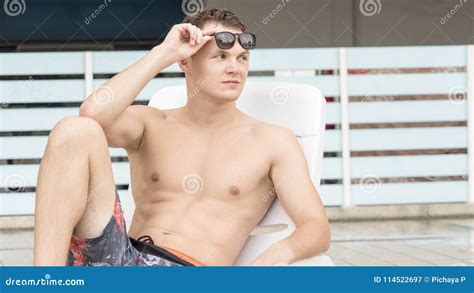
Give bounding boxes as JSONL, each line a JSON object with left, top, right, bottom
{"left": 182, "top": 7, "right": 246, "bottom": 32}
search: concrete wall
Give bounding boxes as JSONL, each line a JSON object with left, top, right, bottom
{"left": 207, "top": 0, "right": 474, "bottom": 48}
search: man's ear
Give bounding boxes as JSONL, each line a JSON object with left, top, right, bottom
{"left": 178, "top": 57, "right": 192, "bottom": 74}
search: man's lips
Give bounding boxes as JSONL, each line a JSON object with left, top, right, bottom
{"left": 222, "top": 80, "right": 240, "bottom": 84}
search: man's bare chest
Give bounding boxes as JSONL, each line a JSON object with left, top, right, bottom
{"left": 131, "top": 123, "right": 273, "bottom": 201}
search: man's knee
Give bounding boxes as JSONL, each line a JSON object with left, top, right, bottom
{"left": 48, "top": 116, "right": 107, "bottom": 148}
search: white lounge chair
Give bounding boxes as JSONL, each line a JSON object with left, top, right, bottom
{"left": 124, "top": 82, "right": 333, "bottom": 266}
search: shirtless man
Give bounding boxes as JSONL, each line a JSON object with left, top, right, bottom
{"left": 33, "top": 7, "right": 330, "bottom": 266}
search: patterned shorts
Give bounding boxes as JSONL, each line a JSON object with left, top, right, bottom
{"left": 67, "top": 191, "right": 202, "bottom": 266}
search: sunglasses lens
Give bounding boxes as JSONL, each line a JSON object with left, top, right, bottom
{"left": 239, "top": 33, "right": 256, "bottom": 49}
{"left": 215, "top": 32, "right": 235, "bottom": 49}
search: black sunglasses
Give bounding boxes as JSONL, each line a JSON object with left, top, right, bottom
{"left": 211, "top": 31, "right": 256, "bottom": 50}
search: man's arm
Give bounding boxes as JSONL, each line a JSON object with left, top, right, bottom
{"left": 79, "top": 45, "right": 175, "bottom": 151}
{"left": 79, "top": 23, "right": 216, "bottom": 152}
{"left": 251, "top": 127, "right": 331, "bottom": 266}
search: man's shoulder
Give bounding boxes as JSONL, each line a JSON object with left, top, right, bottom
{"left": 128, "top": 105, "right": 166, "bottom": 121}
{"left": 251, "top": 121, "right": 298, "bottom": 145}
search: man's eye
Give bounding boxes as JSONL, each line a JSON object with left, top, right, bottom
{"left": 239, "top": 55, "right": 248, "bottom": 61}
{"left": 217, "top": 54, "right": 226, "bottom": 59}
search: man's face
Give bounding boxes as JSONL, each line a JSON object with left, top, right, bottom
{"left": 185, "top": 22, "right": 250, "bottom": 102}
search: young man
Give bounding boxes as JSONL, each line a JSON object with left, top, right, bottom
{"left": 34, "top": 7, "right": 330, "bottom": 266}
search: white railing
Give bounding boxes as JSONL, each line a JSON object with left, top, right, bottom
{"left": 0, "top": 45, "right": 472, "bottom": 216}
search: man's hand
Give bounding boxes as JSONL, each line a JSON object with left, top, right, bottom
{"left": 250, "top": 240, "right": 294, "bottom": 266}
{"left": 161, "top": 23, "right": 216, "bottom": 61}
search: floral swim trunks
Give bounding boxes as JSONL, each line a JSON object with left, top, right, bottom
{"left": 67, "top": 190, "right": 203, "bottom": 266}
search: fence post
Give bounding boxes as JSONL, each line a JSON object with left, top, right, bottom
{"left": 339, "top": 48, "right": 352, "bottom": 207}
{"left": 84, "top": 51, "right": 93, "bottom": 97}
{"left": 467, "top": 45, "right": 474, "bottom": 203}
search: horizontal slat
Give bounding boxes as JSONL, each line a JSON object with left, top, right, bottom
{"left": 319, "top": 157, "right": 342, "bottom": 180}
{"left": 1, "top": 108, "right": 78, "bottom": 131}
{"left": 0, "top": 159, "right": 338, "bottom": 191}
{"left": 349, "top": 100, "right": 467, "bottom": 123}
{"left": 346, "top": 45, "right": 466, "bottom": 69}
{"left": 319, "top": 184, "right": 344, "bottom": 206}
{"left": 0, "top": 162, "right": 131, "bottom": 188}
{"left": 302, "top": 154, "right": 468, "bottom": 180}
{"left": 0, "top": 137, "right": 126, "bottom": 159}
{"left": 0, "top": 80, "right": 85, "bottom": 103}
{"left": 351, "top": 154, "right": 468, "bottom": 178}
{"left": 348, "top": 73, "right": 466, "bottom": 96}
{"left": 92, "top": 51, "right": 182, "bottom": 74}
{"left": 0, "top": 183, "right": 344, "bottom": 216}
{"left": 0, "top": 52, "right": 85, "bottom": 75}
{"left": 249, "top": 48, "right": 339, "bottom": 70}
{"left": 324, "top": 129, "right": 342, "bottom": 152}
{"left": 93, "top": 78, "right": 185, "bottom": 101}
{"left": 1, "top": 180, "right": 467, "bottom": 215}
{"left": 325, "top": 102, "right": 340, "bottom": 124}
{"left": 0, "top": 104, "right": 341, "bottom": 132}
{"left": 2, "top": 127, "right": 465, "bottom": 159}
{"left": 92, "top": 48, "right": 340, "bottom": 74}
{"left": 349, "top": 127, "right": 468, "bottom": 151}
{"left": 0, "top": 189, "right": 134, "bottom": 216}
{"left": 352, "top": 181, "right": 468, "bottom": 205}
{"left": 248, "top": 75, "right": 340, "bottom": 97}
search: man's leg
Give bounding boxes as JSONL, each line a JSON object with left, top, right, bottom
{"left": 34, "top": 116, "right": 117, "bottom": 266}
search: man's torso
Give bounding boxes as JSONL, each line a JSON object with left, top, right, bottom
{"left": 126, "top": 107, "right": 278, "bottom": 265}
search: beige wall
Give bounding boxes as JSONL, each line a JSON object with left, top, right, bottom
{"left": 206, "top": 0, "right": 474, "bottom": 48}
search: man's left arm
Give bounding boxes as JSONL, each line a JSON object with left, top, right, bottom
{"left": 251, "top": 127, "right": 331, "bottom": 266}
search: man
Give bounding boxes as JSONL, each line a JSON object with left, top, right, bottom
{"left": 34, "top": 7, "right": 330, "bottom": 266}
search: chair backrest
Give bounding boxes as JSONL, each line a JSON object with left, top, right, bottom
{"left": 128, "top": 81, "right": 326, "bottom": 265}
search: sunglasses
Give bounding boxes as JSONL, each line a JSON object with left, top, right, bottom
{"left": 211, "top": 31, "right": 256, "bottom": 50}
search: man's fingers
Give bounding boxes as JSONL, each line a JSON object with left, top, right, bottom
{"left": 201, "top": 28, "right": 217, "bottom": 36}
{"left": 196, "top": 28, "right": 203, "bottom": 45}
{"left": 176, "top": 23, "right": 215, "bottom": 46}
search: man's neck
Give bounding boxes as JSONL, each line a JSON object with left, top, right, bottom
{"left": 182, "top": 97, "right": 241, "bottom": 130}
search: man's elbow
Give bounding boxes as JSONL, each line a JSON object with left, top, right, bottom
{"left": 319, "top": 220, "right": 331, "bottom": 253}
{"left": 323, "top": 224, "right": 331, "bottom": 252}
{"left": 79, "top": 101, "right": 93, "bottom": 118}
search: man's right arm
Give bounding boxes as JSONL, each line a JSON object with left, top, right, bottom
{"left": 79, "top": 45, "right": 176, "bottom": 152}
{"left": 79, "top": 23, "right": 216, "bottom": 152}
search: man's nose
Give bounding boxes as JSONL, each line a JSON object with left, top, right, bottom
{"left": 225, "top": 58, "right": 240, "bottom": 74}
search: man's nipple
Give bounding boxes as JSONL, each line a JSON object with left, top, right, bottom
{"left": 228, "top": 185, "right": 240, "bottom": 196}
{"left": 151, "top": 172, "right": 160, "bottom": 182}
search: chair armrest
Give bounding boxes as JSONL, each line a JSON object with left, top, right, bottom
{"left": 288, "top": 254, "right": 335, "bottom": 266}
